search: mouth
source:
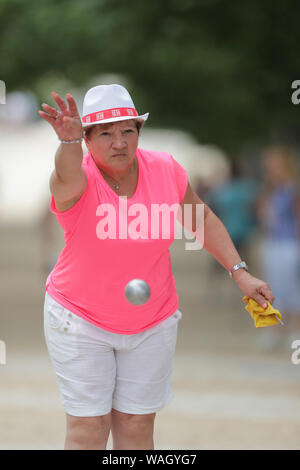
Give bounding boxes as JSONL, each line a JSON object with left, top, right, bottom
{"left": 112, "top": 154, "right": 126, "bottom": 158}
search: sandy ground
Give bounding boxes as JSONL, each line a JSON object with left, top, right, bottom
{"left": 0, "top": 222, "right": 299, "bottom": 450}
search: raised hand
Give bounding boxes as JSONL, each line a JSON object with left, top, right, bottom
{"left": 38, "top": 92, "right": 83, "bottom": 142}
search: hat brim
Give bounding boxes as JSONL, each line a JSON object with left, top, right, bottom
{"left": 82, "top": 112, "right": 149, "bottom": 128}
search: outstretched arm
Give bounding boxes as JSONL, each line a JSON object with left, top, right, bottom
{"left": 38, "top": 92, "right": 87, "bottom": 209}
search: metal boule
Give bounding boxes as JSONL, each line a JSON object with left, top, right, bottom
{"left": 125, "top": 279, "right": 151, "bottom": 305}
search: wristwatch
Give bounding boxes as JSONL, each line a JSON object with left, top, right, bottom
{"left": 229, "top": 261, "right": 249, "bottom": 278}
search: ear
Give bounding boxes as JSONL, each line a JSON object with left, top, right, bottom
{"left": 83, "top": 133, "right": 90, "bottom": 149}
{"left": 136, "top": 119, "right": 144, "bottom": 134}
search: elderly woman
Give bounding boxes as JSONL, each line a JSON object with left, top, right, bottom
{"left": 38, "top": 84, "right": 274, "bottom": 450}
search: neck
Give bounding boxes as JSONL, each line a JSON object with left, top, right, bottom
{"left": 92, "top": 154, "right": 136, "bottom": 184}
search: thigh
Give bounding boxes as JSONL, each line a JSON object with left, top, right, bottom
{"left": 112, "top": 310, "right": 182, "bottom": 415}
{"left": 44, "top": 292, "right": 117, "bottom": 417}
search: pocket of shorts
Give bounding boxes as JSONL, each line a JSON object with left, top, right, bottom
{"left": 162, "top": 310, "right": 182, "bottom": 352}
{"left": 44, "top": 296, "right": 80, "bottom": 363}
{"left": 47, "top": 299, "right": 65, "bottom": 329}
{"left": 160, "top": 309, "right": 182, "bottom": 329}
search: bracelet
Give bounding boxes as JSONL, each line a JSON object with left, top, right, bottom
{"left": 59, "top": 137, "right": 83, "bottom": 144}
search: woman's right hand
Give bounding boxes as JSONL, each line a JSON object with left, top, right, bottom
{"left": 38, "top": 91, "right": 83, "bottom": 142}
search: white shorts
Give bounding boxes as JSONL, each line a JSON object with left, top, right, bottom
{"left": 43, "top": 292, "right": 182, "bottom": 417}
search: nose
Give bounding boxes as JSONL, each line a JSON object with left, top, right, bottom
{"left": 112, "top": 130, "right": 127, "bottom": 150}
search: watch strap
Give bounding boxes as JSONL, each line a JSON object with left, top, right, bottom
{"left": 229, "top": 261, "right": 249, "bottom": 278}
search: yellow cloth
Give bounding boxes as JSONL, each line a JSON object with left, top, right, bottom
{"left": 243, "top": 296, "right": 283, "bottom": 328}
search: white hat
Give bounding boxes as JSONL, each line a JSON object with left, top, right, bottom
{"left": 81, "top": 84, "right": 149, "bottom": 128}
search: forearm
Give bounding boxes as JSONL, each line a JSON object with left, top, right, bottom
{"left": 54, "top": 142, "right": 83, "bottom": 182}
{"left": 179, "top": 187, "right": 275, "bottom": 305}
{"left": 203, "top": 208, "right": 242, "bottom": 272}
{"left": 179, "top": 184, "right": 245, "bottom": 274}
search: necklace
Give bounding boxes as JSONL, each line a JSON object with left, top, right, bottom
{"left": 101, "top": 158, "right": 136, "bottom": 191}
{"left": 110, "top": 180, "right": 120, "bottom": 190}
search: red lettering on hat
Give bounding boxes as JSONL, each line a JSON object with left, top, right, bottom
{"left": 83, "top": 107, "right": 138, "bottom": 123}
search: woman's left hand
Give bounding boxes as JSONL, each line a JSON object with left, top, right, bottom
{"left": 232, "top": 269, "right": 275, "bottom": 308}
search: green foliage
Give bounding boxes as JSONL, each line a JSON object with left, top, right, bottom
{"left": 1, "top": 0, "right": 300, "bottom": 152}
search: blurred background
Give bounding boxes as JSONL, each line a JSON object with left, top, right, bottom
{"left": 1, "top": 0, "right": 300, "bottom": 449}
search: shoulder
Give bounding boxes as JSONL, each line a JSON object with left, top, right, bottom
{"left": 137, "top": 147, "right": 183, "bottom": 175}
{"left": 137, "top": 147, "right": 172, "bottom": 165}
{"left": 138, "top": 147, "right": 189, "bottom": 203}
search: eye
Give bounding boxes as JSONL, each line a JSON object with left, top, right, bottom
{"left": 101, "top": 132, "right": 111, "bottom": 136}
{"left": 124, "top": 129, "right": 134, "bottom": 133}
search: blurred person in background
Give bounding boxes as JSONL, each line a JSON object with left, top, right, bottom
{"left": 256, "top": 145, "right": 300, "bottom": 350}
{"left": 38, "top": 84, "right": 275, "bottom": 450}
{"left": 205, "top": 159, "right": 259, "bottom": 274}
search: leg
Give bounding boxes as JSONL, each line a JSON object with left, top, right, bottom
{"left": 110, "top": 311, "right": 181, "bottom": 450}
{"left": 44, "top": 296, "right": 118, "bottom": 449}
{"left": 64, "top": 411, "right": 112, "bottom": 450}
{"left": 111, "top": 409, "right": 156, "bottom": 450}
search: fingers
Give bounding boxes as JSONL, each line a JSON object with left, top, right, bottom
{"left": 252, "top": 284, "right": 275, "bottom": 309}
{"left": 41, "top": 103, "right": 60, "bottom": 118}
{"left": 50, "top": 92, "right": 80, "bottom": 118}
{"left": 66, "top": 93, "right": 80, "bottom": 116}
{"left": 252, "top": 293, "right": 269, "bottom": 309}
{"left": 37, "top": 109, "right": 56, "bottom": 125}
{"left": 51, "top": 91, "right": 68, "bottom": 113}
{"left": 39, "top": 92, "right": 79, "bottom": 121}
{"left": 61, "top": 115, "right": 82, "bottom": 128}
{"left": 258, "top": 284, "right": 275, "bottom": 305}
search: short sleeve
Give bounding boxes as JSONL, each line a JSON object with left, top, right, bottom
{"left": 49, "top": 166, "right": 90, "bottom": 233}
{"left": 170, "top": 155, "right": 189, "bottom": 203}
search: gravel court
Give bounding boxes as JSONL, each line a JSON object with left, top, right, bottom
{"left": 0, "top": 350, "right": 300, "bottom": 450}
{"left": 0, "top": 221, "right": 299, "bottom": 450}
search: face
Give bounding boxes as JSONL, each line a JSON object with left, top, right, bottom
{"left": 84, "top": 119, "right": 139, "bottom": 172}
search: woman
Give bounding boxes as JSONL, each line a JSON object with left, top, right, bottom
{"left": 38, "top": 84, "right": 274, "bottom": 450}
{"left": 256, "top": 145, "right": 300, "bottom": 349}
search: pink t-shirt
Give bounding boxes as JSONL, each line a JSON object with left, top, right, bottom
{"left": 45, "top": 148, "right": 188, "bottom": 334}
